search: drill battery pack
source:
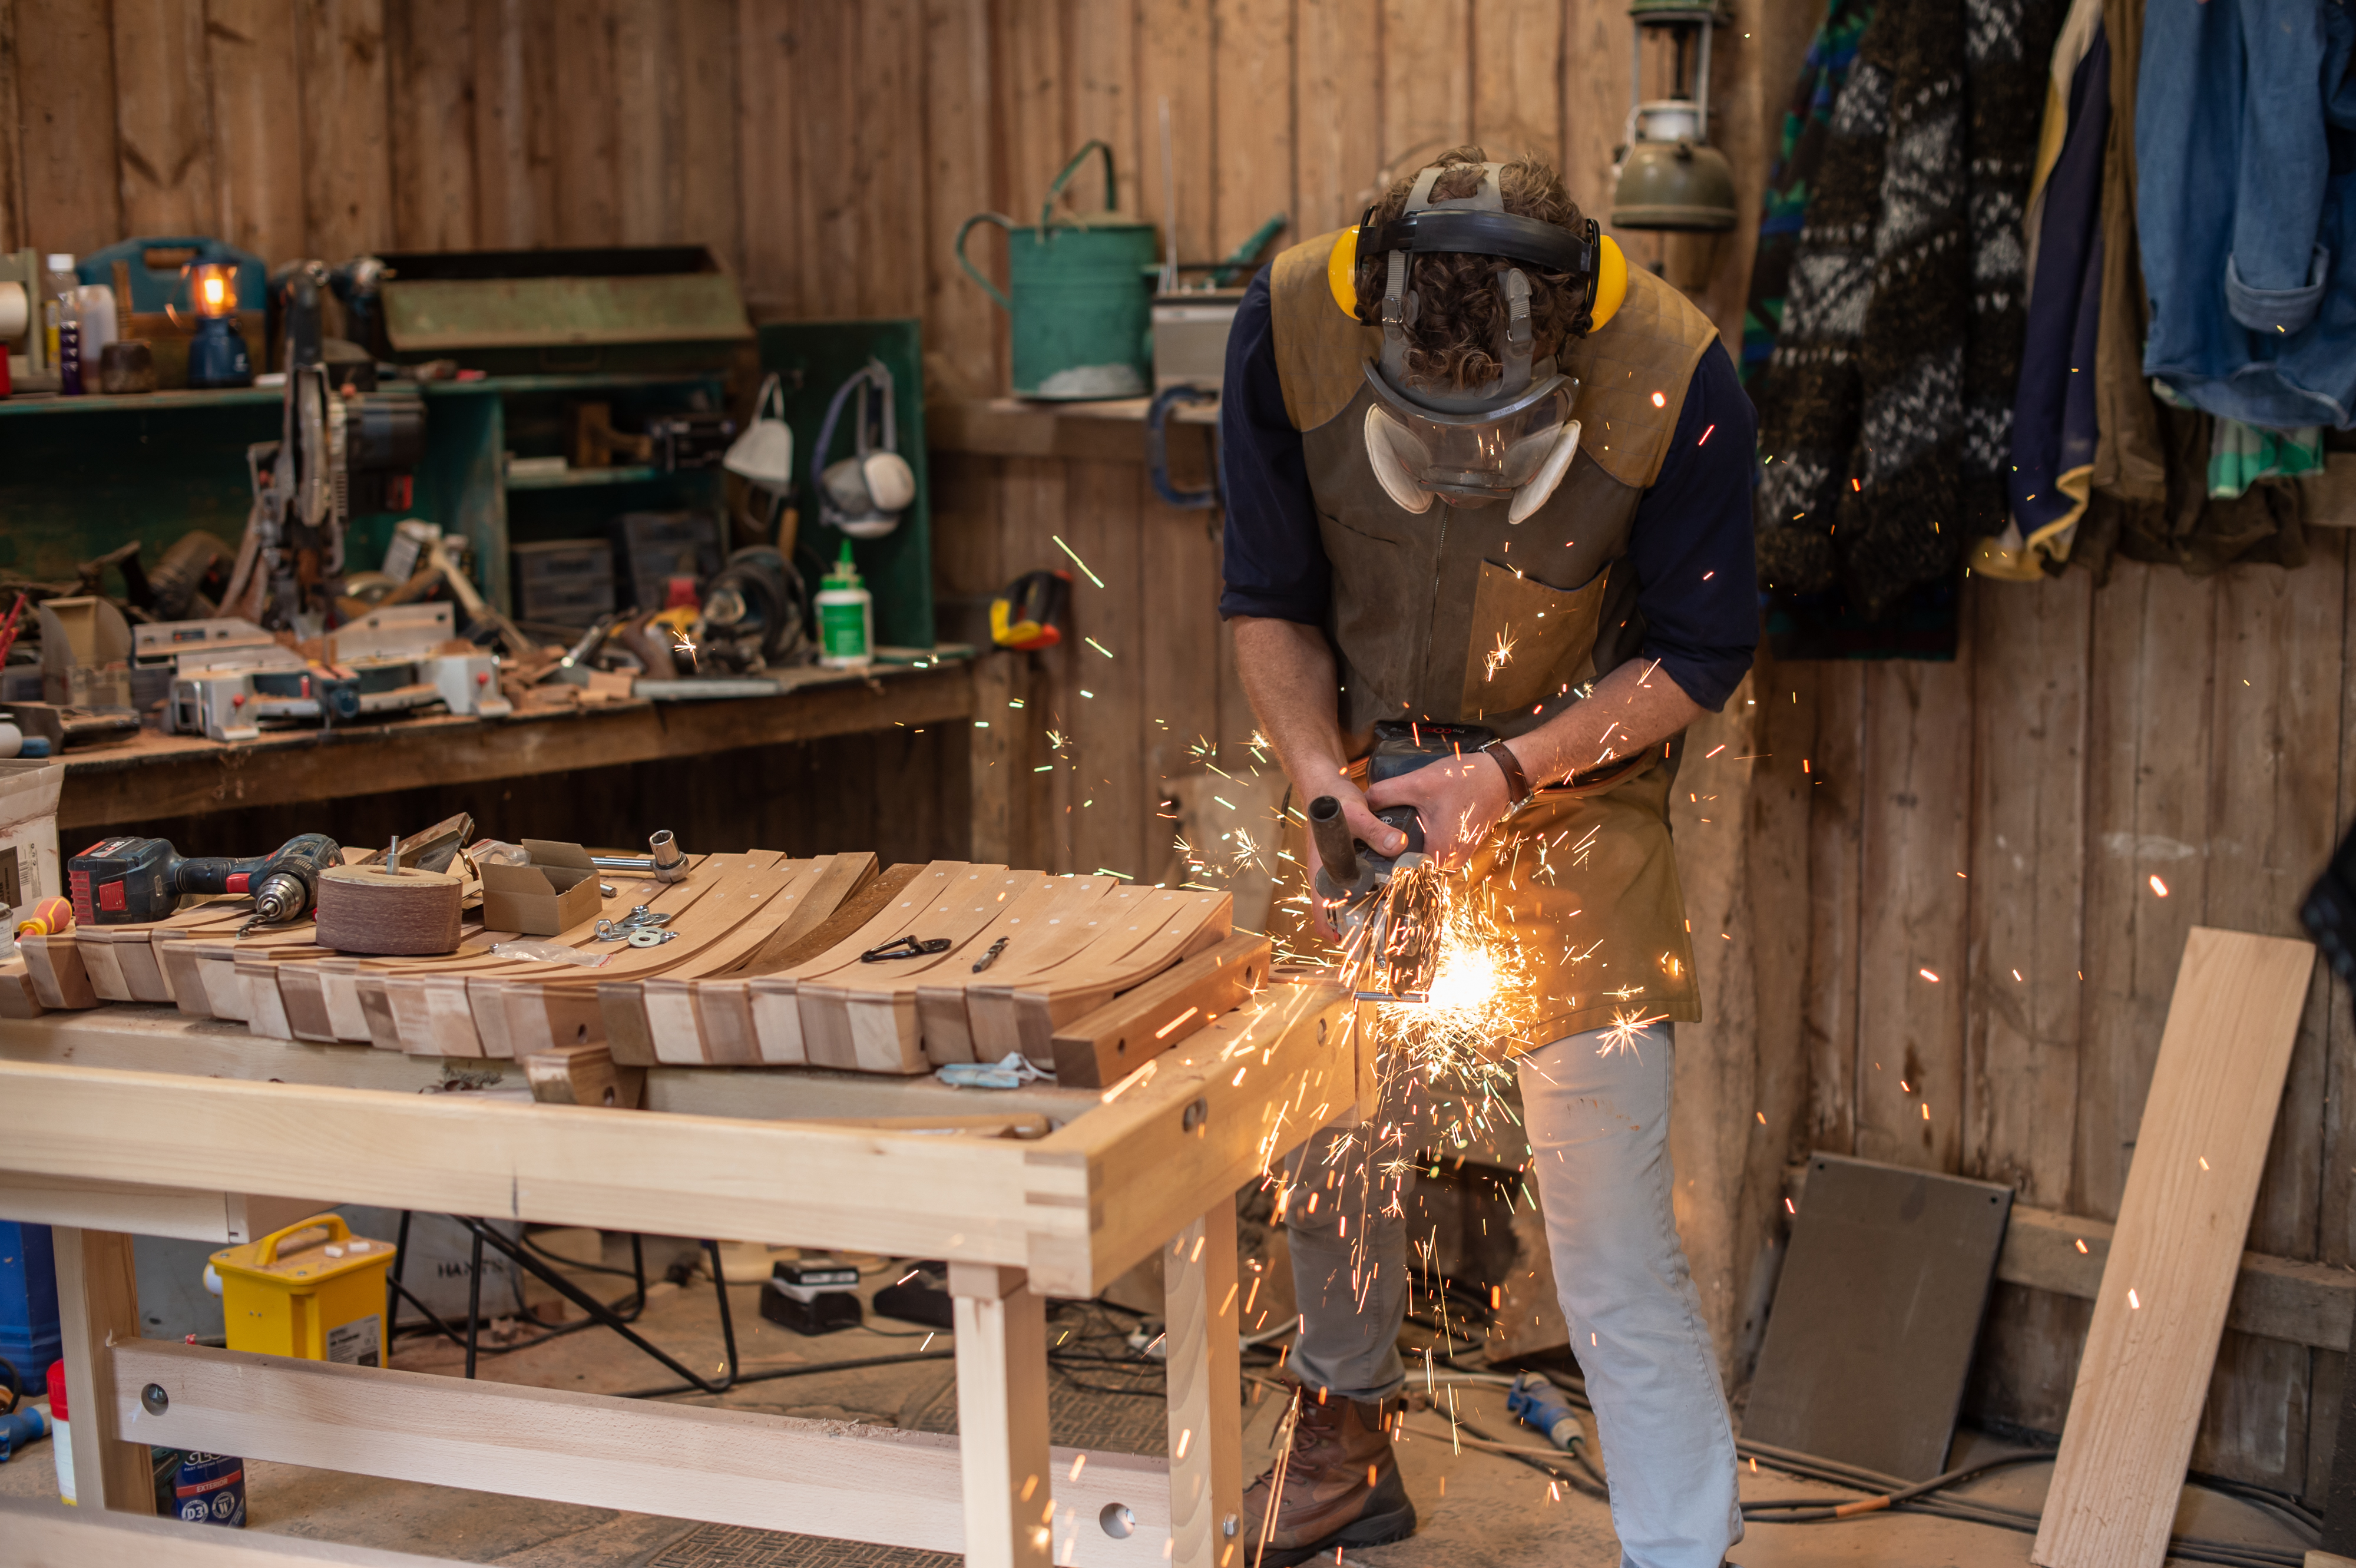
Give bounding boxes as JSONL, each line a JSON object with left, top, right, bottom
{"left": 759, "top": 1259, "right": 864, "bottom": 1335}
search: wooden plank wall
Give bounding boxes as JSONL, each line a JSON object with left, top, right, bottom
{"left": 0, "top": 0, "right": 1794, "bottom": 392}
{"left": 8, "top": 0, "right": 2351, "bottom": 1494}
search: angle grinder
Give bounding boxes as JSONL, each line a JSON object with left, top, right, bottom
{"left": 68, "top": 831, "right": 343, "bottom": 927}
{"left": 1310, "top": 720, "right": 1497, "bottom": 1000}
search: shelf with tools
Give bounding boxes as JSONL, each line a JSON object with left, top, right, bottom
{"left": 0, "top": 368, "right": 728, "bottom": 621}
{"left": 47, "top": 651, "right": 981, "bottom": 832}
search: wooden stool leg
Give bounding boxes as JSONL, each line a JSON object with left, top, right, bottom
{"left": 52, "top": 1227, "right": 153, "bottom": 1514}
{"left": 1164, "top": 1195, "right": 1242, "bottom": 1568}
{"left": 951, "top": 1261, "right": 1052, "bottom": 1568}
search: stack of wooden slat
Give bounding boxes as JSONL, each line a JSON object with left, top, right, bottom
{"left": 1, "top": 852, "right": 1271, "bottom": 1085}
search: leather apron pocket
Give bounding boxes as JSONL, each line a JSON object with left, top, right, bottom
{"left": 1461, "top": 560, "right": 1610, "bottom": 723}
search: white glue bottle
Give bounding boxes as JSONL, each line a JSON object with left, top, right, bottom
{"left": 816, "top": 541, "right": 873, "bottom": 669}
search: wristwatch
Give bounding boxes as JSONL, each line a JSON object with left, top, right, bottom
{"left": 1479, "top": 736, "right": 1534, "bottom": 811}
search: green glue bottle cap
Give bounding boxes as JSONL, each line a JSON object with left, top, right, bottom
{"left": 827, "top": 541, "right": 861, "bottom": 587}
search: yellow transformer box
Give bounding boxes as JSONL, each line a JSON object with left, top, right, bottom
{"left": 209, "top": 1214, "right": 396, "bottom": 1365}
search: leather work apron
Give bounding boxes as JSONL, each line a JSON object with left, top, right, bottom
{"left": 1266, "top": 231, "right": 1723, "bottom": 1046}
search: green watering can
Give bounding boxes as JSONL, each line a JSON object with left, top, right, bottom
{"left": 956, "top": 141, "right": 1160, "bottom": 401}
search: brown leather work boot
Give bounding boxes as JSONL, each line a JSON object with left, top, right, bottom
{"left": 1240, "top": 1388, "right": 1416, "bottom": 1567}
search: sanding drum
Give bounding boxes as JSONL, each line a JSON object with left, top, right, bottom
{"left": 314, "top": 864, "right": 463, "bottom": 955}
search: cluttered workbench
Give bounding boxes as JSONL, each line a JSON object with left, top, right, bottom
{"left": 48, "top": 651, "right": 983, "bottom": 832}
{"left": 0, "top": 832, "right": 1359, "bottom": 1568}
{"left": 0, "top": 984, "right": 1360, "bottom": 1568}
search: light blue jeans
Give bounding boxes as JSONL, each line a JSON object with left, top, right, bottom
{"left": 1284, "top": 1023, "right": 1742, "bottom": 1568}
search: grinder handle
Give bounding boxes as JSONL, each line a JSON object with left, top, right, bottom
{"left": 1308, "top": 796, "right": 1359, "bottom": 885}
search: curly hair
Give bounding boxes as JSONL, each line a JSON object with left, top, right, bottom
{"left": 1352, "top": 147, "right": 1590, "bottom": 393}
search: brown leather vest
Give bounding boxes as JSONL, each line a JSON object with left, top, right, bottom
{"left": 1265, "top": 230, "right": 1723, "bottom": 1044}
{"left": 1268, "top": 232, "right": 1720, "bottom": 749}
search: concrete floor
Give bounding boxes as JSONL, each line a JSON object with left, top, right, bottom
{"left": 0, "top": 1237, "right": 2313, "bottom": 1568}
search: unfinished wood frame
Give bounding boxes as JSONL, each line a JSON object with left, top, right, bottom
{"left": 0, "top": 980, "right": 1355, "bottom": 1298}
{"left": 0, "top": 1494, "right": 468, "bottom": 1567}
{"left": 4, "top": 984, "right": 1355, "bottom": 1567}
{"left": 106, "top": 1337, "right": 1167, "bottom": 1567}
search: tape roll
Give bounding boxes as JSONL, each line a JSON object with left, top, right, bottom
{"left": 0, "top": 282, "right": 27, "bottom": 340}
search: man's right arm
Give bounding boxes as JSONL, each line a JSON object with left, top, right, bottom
{"left": 1230, "top": 617, "right": 1407, "bottom": 864}
{"left": 1217, "top": 270, "right": 1408, "bottom": 889}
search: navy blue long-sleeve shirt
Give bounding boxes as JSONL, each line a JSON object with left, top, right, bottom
{"left": 1216, "top": 269, "right": 1761, "bottom": 711}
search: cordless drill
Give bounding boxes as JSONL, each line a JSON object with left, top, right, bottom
{"left": 68, "top": 832, "right": 343, "bottom": 927}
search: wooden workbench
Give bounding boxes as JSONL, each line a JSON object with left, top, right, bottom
{"left": 48, "top": 657, "right": 981, "bottom": 833}
{"left": 0, "top": 983, "right": 1365, "bottom": 1568}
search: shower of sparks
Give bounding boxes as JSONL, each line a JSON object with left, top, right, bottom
{"left": 2149, "top": 874, "right": 2169, "bottom": 897}
{"left": 1484, "top": 630, "right": 1517, "bottom": 682}
{"left": 1598, "top": 1007, "right": 1665, "bottom": 1056}
{"left": 1051, "top": 534, "right": 1106, "bottom": 588}
{"left": 1084, "top": 637, "right": 1116, "bottom": 659}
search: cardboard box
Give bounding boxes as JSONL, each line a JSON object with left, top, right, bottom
{"left": 478, "top": 839, "right": 601, "bottom": 935}
{"left": 0, "top": 759, "right": 64, "bottom": 924}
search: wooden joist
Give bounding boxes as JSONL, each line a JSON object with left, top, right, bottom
{"left": 29, "top": 843, "right": 1259, "bottom": 1082}
{"left": 747, "top": 862, "right": 980, "bottom": 1066}
{"left": 617, "top": 859, "right": 925, "bottom": 1067}
{"left": 522, "top": 1041, "right": 644, "bottom": 1110}
{"left": 1050, "top": 932, "right": 1271, "bottom": 1089}
{"left": 19, "top": 931, "right": 99, "bottom": 1009}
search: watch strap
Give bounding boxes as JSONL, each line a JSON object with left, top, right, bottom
{"left": 1480, "top": 736, "right": 1533, "bottom": 809}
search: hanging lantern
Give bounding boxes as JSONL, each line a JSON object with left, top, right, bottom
{"left": 1610, "top": 0, "right": 1738, "bottom": 233}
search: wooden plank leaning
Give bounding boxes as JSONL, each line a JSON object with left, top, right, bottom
{"left": 2031, "top": 927, "right": 2316, "bottom": 1568}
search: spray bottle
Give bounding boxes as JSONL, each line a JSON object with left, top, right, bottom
{"left": 815, "top": 541, "right": 873, "bottom": 670}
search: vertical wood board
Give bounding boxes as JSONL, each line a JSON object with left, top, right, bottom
{"left": 2033, "top": 927, "right": 2316, "bottom": 1568}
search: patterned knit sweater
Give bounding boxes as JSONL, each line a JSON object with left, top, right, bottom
{"left": 1753, "top": 0, "right": 2059, "bottom": 620}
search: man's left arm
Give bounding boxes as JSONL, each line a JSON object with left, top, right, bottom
{"left": 1370, "top": 340, "right": 1761, "bottom": 865}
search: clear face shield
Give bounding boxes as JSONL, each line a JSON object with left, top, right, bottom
{"left": 1361, "top": 360, "right": 1584, "bottom": 520}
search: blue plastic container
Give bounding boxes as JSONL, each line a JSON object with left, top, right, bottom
{"left": 0, "top": 1223, "right": 61, "bottom": 1389}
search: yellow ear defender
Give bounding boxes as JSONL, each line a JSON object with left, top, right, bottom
{"left": 1327, "top": 227, "right": 1627, "bottom": 332}
{"left": 1590, "top": 235, "right": 1627, "bottom": 332}
{"left": 1329, "top": 226, "right": 1361, "bottom": 316}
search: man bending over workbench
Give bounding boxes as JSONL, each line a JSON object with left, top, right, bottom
{"left": 1219, "top": 147, "right": 1760, "bottom": 1567}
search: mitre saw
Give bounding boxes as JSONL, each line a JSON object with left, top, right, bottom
{"left": 218, "top": 262, "right": 424, "bottom": 633}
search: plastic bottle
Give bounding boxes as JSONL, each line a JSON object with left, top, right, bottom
{"left": 816, "top": 542, "right": 873, "bottom": 670}
{"left": 73, "top": 283, "right": 117, "bottom": 384}
{"left": 46, "top": 1359, "right": 71, "bottom": 1504}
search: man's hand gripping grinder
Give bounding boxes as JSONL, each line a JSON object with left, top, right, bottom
{"left": 1309, "top": 720, "right": 1498, "bottom": 1001}
{"left": 69, "top": 832, "right": 343, "bottom": 931}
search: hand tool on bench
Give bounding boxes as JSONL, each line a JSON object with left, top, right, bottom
{"left": 68, "top": 831, "right": 341, "bottom": 929}
{"left": 592, "top": 830, "right": 689, "bottom": 884}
